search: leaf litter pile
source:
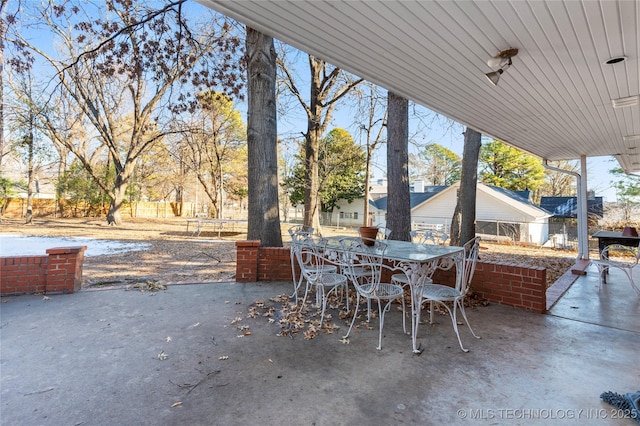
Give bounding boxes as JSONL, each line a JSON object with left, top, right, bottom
{"left": 239, "top": 288, "right": 488, "bottom": 342}
{"left": 243, "top": 292, "right": 359, "bottom": 341}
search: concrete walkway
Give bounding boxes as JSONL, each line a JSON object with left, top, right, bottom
{"left": 1, "top": 265, "right": 639, "bottom": 425}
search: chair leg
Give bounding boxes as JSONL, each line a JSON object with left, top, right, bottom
{"left": 290, "top": 255, "right": 299, "bottom": 302}
{"left": 400, "top": 296, "right": 407, "bottom": 335}
{"left": 456, "top": 299, "right": 480, "bottom": 340}
{"left": 299, "top": 280, "right": 312, "bottom": 313}
{"left": 621, "top": 268, "right": 640, "bottom": 296}
{"left": 290, "top": 253, "right": 306, "bottom": 304}
{"left": 447, "top": 302, "right": 468, "bottom": 352}
{"left": 341, "top": 283, "right": 350, "bottom": 311}
{"left": 412, "top": 300, "right": 423, "bottom": 350}
{"left": 598, "top": 267, "right": 605, "bottom": 292}
{"left": 317, "top": 285, "right": 327, "bottom": 327}
{"left": 376, "top": 299, "right": 387, "bottom": 350}
{"left": 343, "top": 296, "right": 361, "bottom": 339}
{"left": 319, "top": 285, "right": 344, "bottom": 328}
{"left": 593, "top": 263, "right": 606, "bottom": 292}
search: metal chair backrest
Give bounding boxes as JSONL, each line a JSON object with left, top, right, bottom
{"left": 341, "top": 238, "right": 387, "bottom": 295}
{"left": 420, "top": 231, "right": 435, "bottom": 245}
{"left": 417, "top": 230, "right": 448, "bottom": 245}
{"left": 292, "top": 235, "right": 327, "bottom": 280}
{"left": 457, "top": 236, "right": 481, "bottom": 295}
{"left": 288, "top": 225, "right": 314, "bottom": 238}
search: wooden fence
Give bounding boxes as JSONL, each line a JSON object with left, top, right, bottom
{"left": 1, "top": 198, "right": 198, "bottom": 219}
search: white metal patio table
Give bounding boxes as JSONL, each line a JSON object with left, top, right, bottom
{"left": 326, "top": 237, "right": 464, "bottom": 353}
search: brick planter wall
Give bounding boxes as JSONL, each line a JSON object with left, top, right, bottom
{"left": 471, "top": 262, "right": 546, "bottom": 313}
{"left": 235, "top": 241, "right": 547, "bottom": 313}
{"left": 1, "top": 246, "right": 87, "bottom": 296}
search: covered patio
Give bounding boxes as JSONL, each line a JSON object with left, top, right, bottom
{"left": 2, "top": 2, "right": 638, "bottom": 424}
{"left": 1, "top": 264, "right": 638, "bottom": 425}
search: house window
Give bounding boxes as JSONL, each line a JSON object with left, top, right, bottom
{"left": 339, "top": 212, "right": 358, "bottom": 220}
{"left": 477, "top": 220, "right": 521, "bottom": 240}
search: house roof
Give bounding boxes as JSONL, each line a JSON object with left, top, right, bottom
{"left": 372, "top": 183, "right": 551, "bottom": 219}
{"left": 199, "top": 0, "right": 640, "bottom": 175}
{"left": 540, "top": 196, "right": 604, "bottom": 219}
{"left": 371, "top": 186, "right": 448, "bottom": 211}
{"left": 485, "top": 186, "right": 547, "bottom": 211}
{"left": 478, "top": 184, "right": 552, "bottom": 218}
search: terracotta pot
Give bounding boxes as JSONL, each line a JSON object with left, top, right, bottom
{"left": 359, "top": 226, "right": 378, "bottom": 246}
{"left": 622, "top": 226, "right": 638, "bottom": 237}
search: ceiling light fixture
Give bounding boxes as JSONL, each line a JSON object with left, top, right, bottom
{"left": 612, "top": 95, "right": 640, "bottom": 108}
{"left": 486, "top": 48, "right": 518, "bottom": 86}
{"left": 604, "top": 55, "right": 627, "bottom": 65}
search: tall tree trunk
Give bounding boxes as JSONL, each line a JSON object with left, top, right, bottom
{"left": 246, "top": 27, "right": 282, "bottom": 247}
{"left": 0, "top": 0, "right": 6, "bottom": 171}
{"left": 106, "top": 159, "right": 137, "bottom": 225}
{"left": 303, "top": 59, "right": 324, "bottom": 233}
{"left": 106, "top": 173, "right": 129, "bottom": 225}
{"left": 25, "top": 128, "right": 34, "bottom": 224}
{"left": 303, "top": 123, "right": 322, "bottom": 232}
{"left": 386, "top": 92, "right": 411, "bottom": 241}
{"left": 450, "top": 127, "right": 481, "bottom": 246}
{"left": 363, "top": 149, "right": 372, "bottom": 226}
{"left": 54, "top": 146, "right": 68, "bottom": 217}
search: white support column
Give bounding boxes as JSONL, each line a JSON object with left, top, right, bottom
{"left": 577, "top": 155, "right": 589, "bottom": 260}
{"left": 543, "top": 158, "right": 590, "bottom": 260}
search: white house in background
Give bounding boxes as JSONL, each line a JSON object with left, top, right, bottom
{"left": 330, "top": 182, "right": 553, "bottom": 245}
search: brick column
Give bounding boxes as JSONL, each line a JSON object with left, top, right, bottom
{"left": 45, "top": 246, "right": 87, "bottom": 294}
{"left": 235, "top": 241, "right": 260, "bottom": 282}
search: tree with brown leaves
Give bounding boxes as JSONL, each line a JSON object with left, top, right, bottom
{"left": 4, "top": 0, "right": 244, "bottom": 225}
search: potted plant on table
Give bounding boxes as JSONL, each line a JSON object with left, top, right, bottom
{"left": 358, "top": 213, "right": 378, "bottom": 246}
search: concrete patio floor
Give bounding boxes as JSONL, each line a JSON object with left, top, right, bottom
{"left": 1, "top": 263, "right": 638, "bottom": 425}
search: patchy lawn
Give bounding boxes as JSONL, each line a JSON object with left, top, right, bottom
{"left": 1, "top": 217, "right": 576, "bottom": 288}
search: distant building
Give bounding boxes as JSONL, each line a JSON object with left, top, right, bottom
{"left": 331, "top": 182, "right": 553, "bottom": 245}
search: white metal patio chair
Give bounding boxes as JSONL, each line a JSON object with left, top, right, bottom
{"left": 293, "top": 236, "right": 348, "bottom": 328}
{"left": 289, "top": 226, "right": 313, "bottom": 302}
{"left": 416, "top": 230, "right": 449, "bottom": 245}
{"left": 338, "top": 236, "right": 381, "bottom": 313}
{"left": 377, "top": 227, "right": 392, "bottom": 240}
{"left": 415, "top": 236, "right": 481, "bottom": 352}
{"left": 288, "top": 226, "right": 337, "bottom": 303}
{"left": 341, "top": 239, "right": 406, "bottom": 350}
{"left": 288, "top": 225, "right": 314, "bottom": 237}
{"left": 591, "top": 242, "right": 640, "bottom": 296}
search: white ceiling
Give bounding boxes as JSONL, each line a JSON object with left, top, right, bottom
{"left": 198, "top": 0, "right": 640, "bottom": 174}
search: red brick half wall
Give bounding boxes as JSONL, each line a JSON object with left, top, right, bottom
{"left": 235, "top": 242, "right": 547, "bottom": 313}
{"left": 1, "top": 246, "right": 87, "bottom": 296}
